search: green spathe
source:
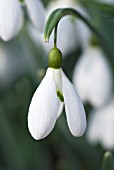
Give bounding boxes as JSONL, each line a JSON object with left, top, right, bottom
{"left": 48, "top": 47, "right": 62, "bottom": 69}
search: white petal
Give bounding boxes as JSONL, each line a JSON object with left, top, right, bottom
{"left": 61, "top": 69, "right": 86, "bottom": 137}
{"left": 57, "top": 102, "right": 64, "bottom": 118}
{"left": 0, "top": 0, "right": 24, "bottom": 41}
{"left": 25, "top": 0, "right": 45, "bottom": 32}
{"left": 53, "top": 69, "right": 64, "bottom": 117}
{"left": 28, "top": 68, "right": 60, "bottom": 140}
{"left": 53, "top": 69, "right": 62, "bottom": 92}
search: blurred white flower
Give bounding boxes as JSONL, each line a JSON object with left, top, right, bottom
{"left": 0, "top": 0, "right": 23, "bottom": 41}
{"left": 87, "top": 98, "right": 114, "bottom": 150}
{"left": 24, "top": 0, "right": 45, "bottom": 32}
{"left": 0, "top": 0, "right": 45, "bottom": 41}
{"left": 28, "top": 68, "right": 86, "bottom": 140}
{"left": 73, "top": 45, "right": 112, "bottom": 108}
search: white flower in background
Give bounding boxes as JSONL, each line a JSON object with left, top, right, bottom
{"left": 0, "top": 0, "right": 23, "bottom": 41}
{"left": 0, "top": 0, "right": 45, "bottom": 41}
{"left": 73, "top": 45, "right": 112, "bottom": 108}
{"left": 28, "top": 48, "right": 86, "bottom": 140}
{"left": 25, "top": 0, "right": 45, "bottom": 32}
{"left": 87, "top": 98, "right": 114, "bottom": 150}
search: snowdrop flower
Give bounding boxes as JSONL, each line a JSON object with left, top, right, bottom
{"left": 0, "top": 0, "right": 45, "bottom": 41}
{"left": 28, "top": 47, "right": 86, "bottom": 140}
{"left": 87, "top": 98, "right": 114, "bottom": 150}
{"left": 73, "top": 45, "right": 112, "bottom": 108}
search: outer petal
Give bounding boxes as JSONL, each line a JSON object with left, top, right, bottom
{"left": 25, "top": 0, "right": 45, "bottom": 32}
{"left": 0, "top": 0, "right": 24, "bottom": 41}
{"left": 28, "top": 68, "right": 60, "bottom": 140}
{"left": 61, "top": 70, "right": 86, "bottom": 137}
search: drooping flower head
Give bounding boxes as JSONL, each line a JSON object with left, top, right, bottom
{"left": 28, "top": 47, "right": 86, "bottom": 140}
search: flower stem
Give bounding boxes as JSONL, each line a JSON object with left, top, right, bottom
{"left": 54, "top": 23, "right": 58, "bottom": 48}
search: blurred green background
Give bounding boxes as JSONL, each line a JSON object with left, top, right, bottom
{"left": 0, "top": 0, "right": 114, "bottom": 170}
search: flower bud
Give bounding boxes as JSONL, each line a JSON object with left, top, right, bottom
{"left": 48, "top": 47, "right": 62, "bottom": 69}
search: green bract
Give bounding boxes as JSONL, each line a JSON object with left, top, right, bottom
{"left": 102, "top": 152, "right": 114, "bottom": 170}
{"left": 48, "top": 47, "right": 62, "bottom": 69}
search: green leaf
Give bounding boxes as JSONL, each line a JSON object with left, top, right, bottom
{"left": 44, "top": 8, "right": 104, "bottom": 42}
